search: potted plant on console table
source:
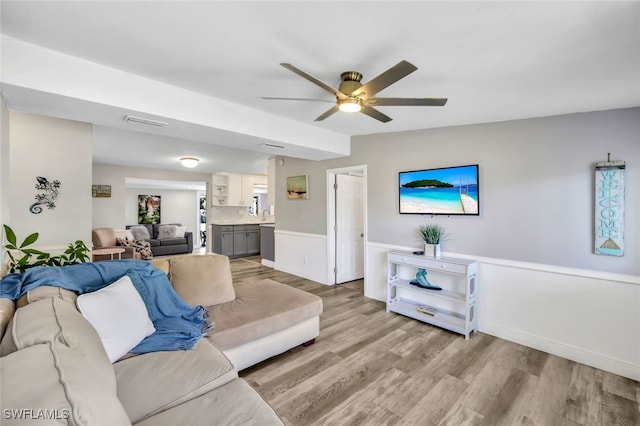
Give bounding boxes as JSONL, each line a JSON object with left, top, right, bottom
{"left": 416, "top": 223, "right": 447, "bottom": 259}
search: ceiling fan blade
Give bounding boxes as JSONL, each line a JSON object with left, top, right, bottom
{"left": 261, "top": 96, "right": 334, "bottom": 103}
{"left": 350, "top": 60, "right": 418, "bottom": 98}
{"left": 314, "top": 105, "right": 340, "bottom": 121}
{"left": 280, "top": 63, "right": 346, "bottom": 99}
{"left": 368, "top": 97, "right": 448, "bottom": 107}
{"left": 360, "top": 106, "right": 393, "bottom": 123}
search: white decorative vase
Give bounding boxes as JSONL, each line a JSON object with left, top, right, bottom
{"left": 424, "top": 243, "right": 441, "bottom": 259}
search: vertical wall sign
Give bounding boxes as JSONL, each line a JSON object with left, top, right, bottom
{"left": 594, "top": 155, "right": 625, "bottom": 256}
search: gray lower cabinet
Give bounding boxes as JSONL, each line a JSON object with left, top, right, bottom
{"left": 213, "top": 225, "right": 235, "bottom": 256}
{"left": 213, "top": 224, "right": 259, "bottom": 257}
{"left": 246, "top": 228, "right": 260, "bottom": 255}
{"left": 260, "top": 225, "right": 274, "bottom": 261}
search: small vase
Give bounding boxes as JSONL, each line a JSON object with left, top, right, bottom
{"left": 424, "top": 243, "right": 441, "bottom": 259}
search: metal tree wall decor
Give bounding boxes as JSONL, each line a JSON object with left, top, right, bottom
{"left": 30, "top": 176, "right": 61, "bottom": 214}
{"left": 594, "top": 154, "right": 625, "bottom": 256}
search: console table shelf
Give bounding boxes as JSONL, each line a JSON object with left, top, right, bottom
{"left": 386, "top": 250, "right": 478, "bottom": 339}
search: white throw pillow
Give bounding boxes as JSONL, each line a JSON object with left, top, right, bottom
{"left": 77, "top": 275, "right": 156, "bottom": 363}
{"left": 174, "top": 225, "right": 187, "bottom": 238}
{"left": 125, "top": 229, "right": 135, "bottom": 241}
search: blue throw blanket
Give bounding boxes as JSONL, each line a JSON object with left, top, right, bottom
{"left": 0, "top": 260, "right": 212, "bottom": 354}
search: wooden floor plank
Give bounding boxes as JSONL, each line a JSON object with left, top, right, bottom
{"left": 232, "top": 258, "right": 640, "bottom": 426}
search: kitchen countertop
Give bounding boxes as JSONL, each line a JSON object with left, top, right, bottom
{"left": 211, "top": 220, "right": 275, "bottom": 225}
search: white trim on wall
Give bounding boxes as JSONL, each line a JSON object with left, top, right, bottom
{"left": 367, "top": 241, "right": 640, "bottom": 381}
{"left": 274, "top": 230, "right": 329, "bottom": 285}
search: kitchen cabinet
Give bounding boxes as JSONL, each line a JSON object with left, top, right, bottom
{"left": 212, "top": 225, "right": 234, "bottom": 256}
{"left": 212, "top": 224, "right": 260, "bottom": 257}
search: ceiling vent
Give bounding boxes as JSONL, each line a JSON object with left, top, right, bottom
{"left": 124, "top": 115, "right": 168, "bottom": 127}
{"left": 262, "top": 143, "right": 285, "bottom": 149}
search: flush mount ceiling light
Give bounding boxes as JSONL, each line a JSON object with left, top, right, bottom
{"left": 337, "top": 98, "right": 362, "bottom": 113}
{"left": 179, "top": 157, "right": 199, "bottom": 168}
{"left": 123, "top": 115, "right": 168, "bottom": 127}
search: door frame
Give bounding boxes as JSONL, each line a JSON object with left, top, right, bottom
{"left": 326, "top": 165, "right": 367, "bottom": 286}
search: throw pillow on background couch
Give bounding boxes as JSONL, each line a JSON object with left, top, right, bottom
{"left": 116, "top": 238, "right": 153, "bottom": 260}
{"left": 157, "top": 224, "right": 178, "bottom": 240}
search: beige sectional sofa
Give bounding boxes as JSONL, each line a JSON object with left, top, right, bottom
{"left": 0, "top": 254, "right": 323, "bottom": 425}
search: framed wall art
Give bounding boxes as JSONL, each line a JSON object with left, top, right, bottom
{"left": 286, "top": 175, "right": 308, "bottom": 200}
{"left": 92, "top": 184, "right": 111, "bottom": 198}
{"left": 138, "top": 195, "right": 161, "bottom": 224}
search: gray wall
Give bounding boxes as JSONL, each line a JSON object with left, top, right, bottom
{"left": 276, "top": 108, "right": 639, "bottom": 275}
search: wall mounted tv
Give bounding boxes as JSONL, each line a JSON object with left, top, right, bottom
{"left": 399, "top": 164, "right": 479, "bottom": 215}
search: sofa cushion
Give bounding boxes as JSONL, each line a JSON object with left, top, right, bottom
{"left": 113, "top": 339, "right": 237, "bottom": 424}
{"left": 169, "top": 254, "right": 235, "bottom": 307}
{"left": 134, "top": 378, "right": 283, "bottom": 426}
{"left": 0, "top": 297, "right": 113, "bottom": 377}
{"left": 158, "top": 237, "right": 187, "bottom": 246}
{"left": 147, "top": 239, "right": 160, "bottom": 247}
{"left": 207, "top": 279, "right": 323, "bottom": 350}
{"left": 77, "top": 275, "right": 156, "bottom": 363}
{"left": 0, "top": 343, "right": 131, "bottom": 426}
{"left": 16, "top": 285, "right": 78, "bottom": 308}
{"left": 150, "top": 258, "right": 170, "bottom": 275}
{"left": 129, "top": 225, "right": 151, "bottom": 240}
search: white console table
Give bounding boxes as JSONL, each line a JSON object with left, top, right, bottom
{"left": 386, "top": 250, "right": 478, "bottom": 339}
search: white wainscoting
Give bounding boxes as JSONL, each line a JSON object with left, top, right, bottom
{"left": 367, "top": 242, "right": 640, "bottom": 381}
{"left": 274, "top": 230, "right": 329, "bottom": 285}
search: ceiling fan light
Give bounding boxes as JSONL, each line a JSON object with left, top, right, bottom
{"left": 338, "top": 99, "right": 362, "bottom": 113}
{"left": 180, "top": 157, "right": 199, "bottom": 168}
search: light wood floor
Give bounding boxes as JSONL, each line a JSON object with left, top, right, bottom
{"left": 231, "top": 257, "right": 640, "bottom": 426}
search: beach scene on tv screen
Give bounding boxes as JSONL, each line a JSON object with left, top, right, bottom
{"left": 400, "top": 165, "right": 479, "bottom": 214}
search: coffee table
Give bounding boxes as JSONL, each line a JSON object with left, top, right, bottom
{"left": 93, "top": 247, "right": 126, "bottom": 261}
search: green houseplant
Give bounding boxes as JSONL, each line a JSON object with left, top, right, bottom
{"left": 416, "top": 223, "right": 447, "bottom": 258}
{"left": 2, "top": 224, "right": 90, "bottom": 274}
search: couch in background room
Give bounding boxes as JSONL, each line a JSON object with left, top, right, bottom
{"left": 126, "top": 224, "right": 193, "bottom": 257}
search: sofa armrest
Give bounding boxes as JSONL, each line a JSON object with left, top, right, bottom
{"left": 185, "top": 232, "right": 193, "bottom": 253}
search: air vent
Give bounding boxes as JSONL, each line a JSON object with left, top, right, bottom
{"left": 263, "top": 143, "right": 285, "bottom": 149}
{"left": 124, "top": 115, "right": 168, "bottom": 127}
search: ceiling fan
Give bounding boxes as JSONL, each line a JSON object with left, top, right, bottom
{"left": 262, "top": 60, "right": 447, "bottom": 123}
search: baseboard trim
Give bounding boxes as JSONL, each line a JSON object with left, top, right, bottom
{"left": 261, "top": 259, "right": 274, "bottom": 268}
{"left": 482, "top": 322, "right": 640, "bottom": 381}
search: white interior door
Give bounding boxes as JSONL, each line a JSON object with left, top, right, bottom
{"left": 335, "top": 174, "right": 364, "bottom": 283}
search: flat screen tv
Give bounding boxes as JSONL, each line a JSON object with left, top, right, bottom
{"left": 399, "top": 164, "right": 479, "bottom": 215}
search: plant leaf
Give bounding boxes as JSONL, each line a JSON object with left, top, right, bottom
{"left": 20, "top": 232, "right": 39, "bottom": 248}
{"left": 3, "top": 225, "right": 17, "bottom": 246}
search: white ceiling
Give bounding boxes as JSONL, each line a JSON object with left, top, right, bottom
{"left": 1, "top": 1, "right": 639, "bottom": 174}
